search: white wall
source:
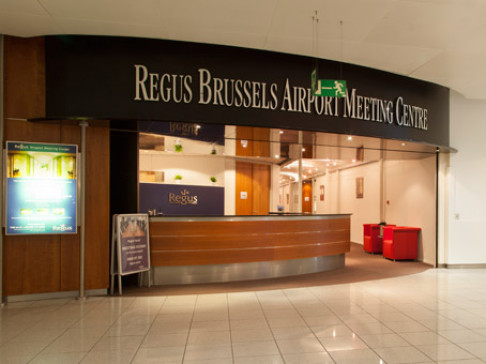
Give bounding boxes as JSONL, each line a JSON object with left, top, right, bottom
{"left": 312, "top": 158, "right": 436, "bottom": 264}
{"left": 279, "top": 184, "right": 291, "bottom": 211}
{"left": 164, "top": 135, "right": 225, "bottom": 155}
{"left": 444, "top": 92, "right": 486, "bottom": 265}
{"left": 140, "top": 152, "right": 226, "bottom": 186}
{"left": 384, "top": 157, "right": 437, "bottom": 265}
{"left": 224, "top": 126, "right": 236, "bottom": 215}
{"left": 333, "top": 163, "right": 381, "bottom": 244}
{"left": 314, "top": 172, "right": 340, "bottom": 214}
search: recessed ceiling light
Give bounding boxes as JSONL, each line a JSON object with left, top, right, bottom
{"left": 279, "top": 130, "right": 284, "bottom": 134}
{"left": 347, "top": 136, "right": 353, "bottom": 141}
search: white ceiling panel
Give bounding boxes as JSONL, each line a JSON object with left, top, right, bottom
{"left": 0, "top": 11, "right": 60, "bottom": 37}
{"left": 1, "top": 0, "right": 486, "bottom": 99}
{"left": 268, "top": 0, "right": 397, "bottom": 42}
{"left": 39, "top": 0, "right": 168, "bottom": 25}
{"left": 52, "top": 17, "right": 169, "bottom": 40}
{"left": 162, "top": 0, "right": 277, "bottom": 36}
{"left": 343, "top": 41, "right": 441, "bottom": 77}
{"left": 0, "top": 0, "right": 47, "bottom": 14}
{"left": 164, "top": 28, "right": 268, "bottom": 51}
{"left": 365, "top": 1, "right": 466, "bottom": 48}
{"left": 411, "top": 51, "right": 486, "bottom": 98}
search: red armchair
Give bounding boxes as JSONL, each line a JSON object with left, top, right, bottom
{"left": 363, "top": 224, "right": 382, "bottom": 253}
{"left": 363, "top": 224, "right": 395, "bottom": 253}
{"left": 382, "top": 226, "right": 421, "bottom": 261}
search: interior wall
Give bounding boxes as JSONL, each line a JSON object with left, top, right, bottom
{"left": 3, "top": 36, "right": 110, "bottom": 295}
{"left": 164, "top": 135, "right": 225, "bottom": 155}
{"left": 139, "top": 153, "right": 226, "bottom": 186}
{"left": 314, "top": 172, "right": 340, "bottom": 214}
{"left": 224, "top": 126, "right": 236, "bottom": 215}
{"left": 336, "top": 162, "right": 381, "bottom": 244}
{"left": 445, "top": 92, "right": 486, "bottom": 265}
{"left": 384, "top": 157, "right": 437, "bottom": 265}
{"left": 280, "top": 184, "right": 291, "bottom": 211}
{"left": 313, "top": 157, "right": 436, "bottom": 264}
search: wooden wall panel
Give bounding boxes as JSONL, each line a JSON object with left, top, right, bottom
{"left": 3, "top": 238, "right": 61, "bottom": 295}
{"left": 150, "top": 218, "right": 350, "bottom": 236}
{"left": 235, "top": 126, "right": 270, "bottom": 158}
{"left": 235, "top": 162, "right": 253, "bottom": 215}
{"left": 252, "top": 164, "right": 270, "bottom": 215}
{"left": 252, "top": 127, "right": 270, "bottom": 157}
{"left": 84, "top": 124, "right": 110, "bottom": 290}
{"left": 149, "top": 216, "right": 350, "bottom": 266}
{"left": 151, "top": 229, "right": 349, "bottom": 250}
{"left": 235, "top": 126, "right": 253, "bottom": 156}
{"left": 3, "top": 36, "right": 110, "bottom": 296}
{"left": 235, "top": 126, "right": 271, "bottom": 215}
{"left": 4, "top": 36, "right": 45, "bottom": 119}
{"left": 152, "top": 242, "right": 349, "bottom": 266}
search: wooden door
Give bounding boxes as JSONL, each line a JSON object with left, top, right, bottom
{"left": 235, "top": 162, "right": 270, "bottom": 215}
{"left": 302, "top": 180, "right": 313, "bottom": 214}
{"left": 252, "top": 164, "right": 270, "bottom": 215}
{"left": 236, "top": 162, "right": 253, "bottom": 215}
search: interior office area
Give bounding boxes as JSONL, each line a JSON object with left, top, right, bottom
{"left": 137, "top": 123, "right": 438, "bottom": 265}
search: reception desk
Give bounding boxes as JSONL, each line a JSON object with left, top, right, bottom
{"left": 149, "top": 214, "right": 350, "bottom": 285}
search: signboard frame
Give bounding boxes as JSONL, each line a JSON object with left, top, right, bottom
{"left": 4, "top": 141, "right": 78, "bottom": 235}
{"left": 110, "top": 213, "right": 151, "bottom": 295}
{"left": 43, "top": 35, "right": 451, "bottom": 149}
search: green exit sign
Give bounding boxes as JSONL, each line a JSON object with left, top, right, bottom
{"left": 311, "top": 69, "right": 347, "bottom": 98}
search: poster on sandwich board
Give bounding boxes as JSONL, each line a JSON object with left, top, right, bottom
{"left": 116, "top": 213, "right": 150, "bottom": 275}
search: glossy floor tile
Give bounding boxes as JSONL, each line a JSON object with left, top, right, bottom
{"left": 2, "top": 269, "right": 486, "bottom": 363}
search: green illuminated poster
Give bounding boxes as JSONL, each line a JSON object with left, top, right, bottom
{"left": 5, "top": 141, "right": 78, "bottom": 235}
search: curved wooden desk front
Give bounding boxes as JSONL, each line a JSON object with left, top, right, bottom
{"left": 149, "top": 214, "right": 350, "bottom": 284}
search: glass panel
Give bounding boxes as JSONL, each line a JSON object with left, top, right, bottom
{"left": 137, "top": 121, "right": 436, "bottom": 216}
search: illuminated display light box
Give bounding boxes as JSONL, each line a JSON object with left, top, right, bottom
{"left": 5, "top": 141, "right": 78, "bottom": 235}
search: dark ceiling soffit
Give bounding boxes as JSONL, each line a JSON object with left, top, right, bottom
{"left": 27, "top": 117, "right": 457, "bottom": 153}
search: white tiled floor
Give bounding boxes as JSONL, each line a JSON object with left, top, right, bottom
{"left": 2, "top": 269, "right": 486, "bottom": 363}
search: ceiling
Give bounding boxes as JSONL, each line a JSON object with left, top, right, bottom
{"left": 1, "top": 0, "right": 484, "bottom": 99}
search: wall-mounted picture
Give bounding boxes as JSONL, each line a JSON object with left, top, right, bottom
{"left": 356, "top": 177, "right": 364, "bottom": 199}
{"left": 356, "top": 145, "right": 364, "bottom": 162}
{"left": 320, "top": 185, "right": 325, "bottom": 201}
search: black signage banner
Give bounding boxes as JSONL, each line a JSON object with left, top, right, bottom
{"left": 45, "top": 35, "right": 450, "bottom": 148}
